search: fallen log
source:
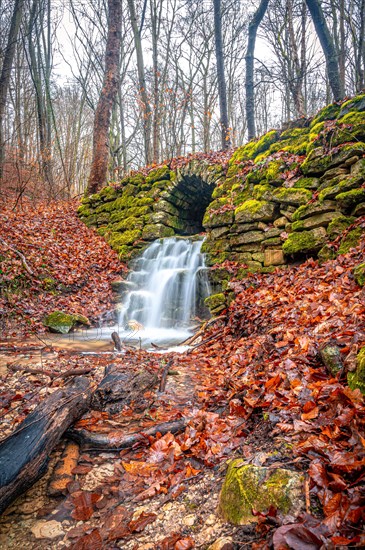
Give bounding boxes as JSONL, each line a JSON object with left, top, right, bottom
{"left": 0, "top": 365, "right": 159, "bottom": 514}
{"left": 67, "top": 417, "right": 189, "bottom": 451}
{"left": 91, "top": 366, "right": 158, "bottom": 414}
{"left": 0, "top": 377, "right": 91, "bottom": 515}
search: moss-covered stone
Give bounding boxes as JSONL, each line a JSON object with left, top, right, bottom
{"left": 293, "top": 177, "right": 319, "bottom": 189}
{"left": 142, "top": 223, "right": 175, "bottom": 240}
{"left": 204, "top": 292, "right": 226, "bottom": 314}
{"left": 347, "top": 347, "right": 365, "bottom": 393}
{"left": 271, "top": 187, "right": 312, "bottom": 206}
{"left": 230, "top": 130, "right": 279, "bottom": 164}
{"left": 338, "top": 227, "right": 363, "bottom": 254}
{"left": 318, "top": 176, "right": 363, "bottom": 202}
{"left": 283, "top": 227, "right": 327, "bottom": 255}
{"left": 318, "top": 244, "right": 336, "bottom": 262}
{"left": 302, "top": 143, "right": 365, "bottom": 175}
{"left": 146, "top": 165, "right": 171, "bottom": 184}
{"left": 292, "top": 211, "right": 342, "bottom": 232}
{"left": 43, "top": 311, "right": 89, "bottom": 334}
{"left": 219, "top": 460, "right": 303, "bottom": 525}
{"left": 353, "top": 263, "right": 365, "bottom": 286}
{"left": 310, "top": 103, "right": 341, "bottom": 127}
{"left": 292, "top": 200, "right": 337, "bottom": 221}
{"left": 203, "top": 208, "right": 235, "bottom": 228}
{"left": 338, "top": 94, "right": 365, "bottom": 118}
{"left": 235, "top": 200, "right": 276, "bottom": 223}
{"left": 336, "top": 188, "right": 365, "bottom": 210}
{"left": 77, "top": 204, "right": 92, "bottom": 217}
{"left": 327, "top": 215, "right": 355, "bottom": 240}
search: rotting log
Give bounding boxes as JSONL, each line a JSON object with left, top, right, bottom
{"left": 91, "top": 365, "right": 157, "bottom": 414}
{"left": 0, "top": 377, "right": 91, "bottom": 515}
{"left": 67, "top": 418, "right": 189, "bottom": 451}
{"left": 0, "top": 365, "right": 160, "bottom": 514}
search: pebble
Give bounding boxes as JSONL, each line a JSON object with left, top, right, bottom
{"left": 183, "top": 514, "right": 196, "bottom": 526}
{"left": 31, "top": 519, "right": 65, "bottom": 539}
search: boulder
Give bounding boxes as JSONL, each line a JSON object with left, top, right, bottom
{"left": 347, "top": 347, "right": 365, "bottom": 394}
{"left": 219, "top": 459, "right": 303, "bottom": 525}
{"left": 43, "top": 311, "right": 90, "bottom": 334}
{"left": 291, "top": 211, "right": 342, "bottom": 232}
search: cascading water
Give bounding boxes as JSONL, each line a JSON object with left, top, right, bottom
{"left": 118, "top": 237, "right": 210, "bottom": 346}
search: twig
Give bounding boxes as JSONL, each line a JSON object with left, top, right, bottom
{"left": 0, "top": 237, "right": 35, "bottom": 277}
{"left": 304, "top": 475, "right": 311, "bottom": 513}
{"left": 159, "top": 359, "right": 172, "bottom": 392}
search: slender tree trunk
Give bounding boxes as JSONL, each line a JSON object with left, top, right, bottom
{"left": 305, "top": 0, "right": 343, "bottom": 101}
{"left": 245, "top": 0, "right": 269, "bottom": 140}
{"left": 87, "top": 0, "right": 122, "bottom": 195}
{"left": 213, "top": 0, "right": 230, "bottom": 149}
{"left": 0, "top": 0, "right": 25, "bottom": 184}
{"left": 127, "top": 0, "right": 152, "bottom": 165}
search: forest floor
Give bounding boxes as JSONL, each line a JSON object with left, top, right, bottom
{"left": 0, "top": 197, "right": 365, "bottom": 549}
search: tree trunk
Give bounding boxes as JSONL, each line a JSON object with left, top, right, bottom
{"left": 213, "top": 0, "right": 230, "bottom": 149}
{"left": 86, "top": 0, "right": 122, "bottom": 195}
{"left": 127, "top": 0, "right": 152, "bottom": 166}
{"left": 305, "top": 0, "right": 343, "bottom": 101}
{"left": 245, "top": 0, "right": 269, "bottom": 140}
{"left": 0, "top": 0, "right": 25, "bottom": 184}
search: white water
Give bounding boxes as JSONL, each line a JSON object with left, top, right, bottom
{"left": 117, "top": 237, "right": 210, "bottom": 346}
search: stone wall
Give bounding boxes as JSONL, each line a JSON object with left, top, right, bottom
{"left": 79, "top": 94, "right": 365, "bottom": 312}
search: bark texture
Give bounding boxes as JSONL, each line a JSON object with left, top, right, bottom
{"left": 87, "top": 0, "right": 122, "bottom": 195}
{"left": 305, "top": 0, "right": 343, "bottom": 101}
{"left": 245, "top": 0, "right": 269, "bottom": 140}
{"left": 213, "top": 0, "right": 230, "bottom": 149}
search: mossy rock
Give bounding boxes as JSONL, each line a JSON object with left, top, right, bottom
{"left": 327, "top": 215, "right": 355, "bottom": 240}
{"left": 112, "top": 216, "right": 145, "bottom": 233}
{"left": 203, "top": 209, "right": 235, "bottom": 228}
{"left": 293, "top": 177, "right": 319, "bottom": 189}
{"left": 310, "top": 103, "right": 341, "bottom": 126}
{"left": 271, "top": 188, "right": 312, "bottom": 206}
{"left": 347, "top": 347, "right": 365, "bottom": 394}
{"left": 142, "top": 223, "right": 175, "bottom": 240}
{"left": 252, "top": 185, "right": 273, "bottom": 201}
{"left": 235, "top": 200, "right": 276, "bottom": 223}
{"left": 204, "top": 293, "right": 226, "bottom": 314}
{"left": 302, "top": 143, "right": 365, "bottom": 175}
{"left": 230, "top": 231, "right": 264, "bottom": 247}
{"left": 43, "top": 311, "right": 89, "bottom": 334}
{"left": 83, "top": 214, "right": 98, "bottom": 227}
{"left": 77, "top": 204, "right": 93, "bottom": 217}
{"left": 318, "top": 176, "right": 363, "bottom": 202}
{"left": 230, "top": 130, "right": 279, "bottom": 163}
{"left": 219, "top": 460, "right": 303, "bottom": 525}
{"left": 146, "top": 165, "right": 170, "bottom": 184}
{"left": 95, "top": 201, "right": 117, "bottom": 214}
{"left": 308, "top": 121, "right": 325, "bottom": 143}
{"left": 283, "top": 227, "right": 327, "bottom": 255}
{"left": 338, "top": 94, "right": 365, "bottom": 118}
{"left": 336, "top": 188, "right": 365, "bottom": 210}
{"left": 318, "top": 244, "right": 337, "bottom": 262}
{"left": 338, "top": 227, "right": 363, "bottom": 254}
{"left": 292, "top": 211, "right": 342, "bottom": 232}
{"left": 353, "top": 263, "right": 365, "bottom": 286}
{"left": 292, "top": 200, "right": 337, "bottom": 221}
{"left": 98, "top": 186, "right": 119, "bottom": 201}
{"left": 106, "top": 229, "right": 141, "bottom": 249}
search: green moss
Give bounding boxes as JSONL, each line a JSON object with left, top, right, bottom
{"left": 280, "top": 126, "right": 310, "bottom": 140}
{"left": 106, "top": 229, "right": 141, "bottom": 250}
{"left": 338, "top": 94, "right": 365, "bottom": 118}
{"left": 235, "top": 200, "right": 276, "bottom": 223}
{"left": 266, "top": 160, "right": 283, "bottom": 181}
{"left": 253, "top": 185, "right": 273, "bottom": 200}
{"left": 230, "top": 130, "right": 279, "bottom": 163}
{"left": 146, "top": 165, "right": 170, "bottom": 184}
{"left": 292, "top": 200, "right": 337, "bottom": 221}
{"left": 204, "top": 293, "right": 226, "bottom": 314}
{"left": 354, "top": 263, "right": 365, "bottom": 286}
{"left": 77, "top": 204, "right": 92, "bottom": 217}
{"left": 142, "top": 223, "right": 175, "bottom": 240}
{"left": 338, "top": 227, "right": 363, "bottom": 254}
{"left": 293, "top": 177, "right": 319, "bottom": 189}
{"left": 95, "top": 201, "right": 117, "bottom": 213}
{"left": 318, "top": 244, "right": 336, "bottom": 262}
{"left": 112, "top": 216, "right": 145, "bottom": 232}
{"left": 272, "top": 187, "right": 312, "bottom": 206}
{"left": 219, "top": 460, "right": 303, "bottom": 525}
{"left": 318, "top": 176, "right": 363, "bottom": 202}
{"left": 309, "top": 121, "right": 325, "bottom": 142}
{"left": 337, "top": 112, "right": 365, "bottom": 125}
{"left": 83, "top": 214, "right": 97, "bottom": 227}
{"left": 336, "top": 188, "right": 365, "bottom": 210}
{"left": 310, "top": 103, "right": 341, "bottom": 126}
{"left": 327, "top": 215, "right": 355, "bottom": 240}
{"left": 347, "top": 347, "right": 365, "bottom": 393}
{"left": 98, "top": 186, "right": 119, "bottom": 201}
{"left": 43, "top": 311, "right": 89, "bottom": 334}
{"left": 283, "top": 227, "right": 327, "bottom": 255}
{"left": 302, "top": 143, "right": 365, "bottom": 175}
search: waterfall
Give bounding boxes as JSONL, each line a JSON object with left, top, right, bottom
{"left": 118, "top": 237, "right": 210, "bottom": 335}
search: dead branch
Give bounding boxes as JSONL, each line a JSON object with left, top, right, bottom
{"left": 0, "top": 237, "right": 35, "bottom": 277}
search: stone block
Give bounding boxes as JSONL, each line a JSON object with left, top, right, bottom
{"left": 264, "top": 249, "right": 285, "bottom": 266}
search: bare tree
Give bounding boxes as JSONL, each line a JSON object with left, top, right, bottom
{"left": 213, "top": 0, "right": 230, "bottom": 148}
{"left": 87, "top": 0, "right": 122, "bottom": 195}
